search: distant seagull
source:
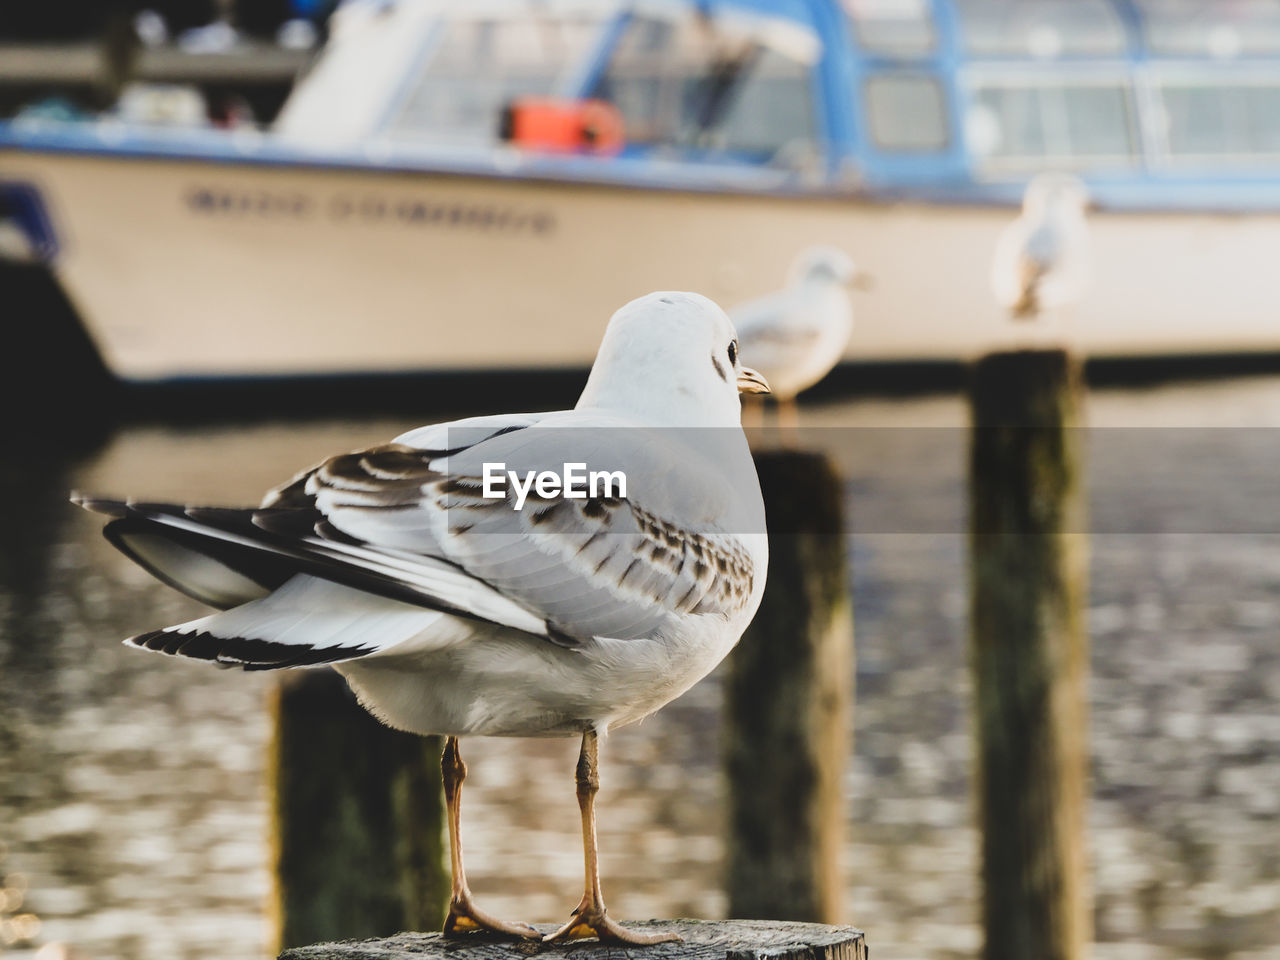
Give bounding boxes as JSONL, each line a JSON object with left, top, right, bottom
{"left": 73, "top": 292, "right": 770, "bottom": 945}
{"left": 731, "top": 245, "right": 868, "bottom": 437}
{"left": 991, "top": 173, "right": 1092, "bottom": 321}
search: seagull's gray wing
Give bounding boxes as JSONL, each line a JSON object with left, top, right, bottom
{"left": 302, "top": 416, "right": 760, "bottom": 644}
{"left": 79, "top": 411, "right": 761, "bottom": 647}
{"left": 732, "top": 290, "right": 823, "bottom": 375}
{"left": 1022, "top": 218, "right": 1064, "bottom": 271}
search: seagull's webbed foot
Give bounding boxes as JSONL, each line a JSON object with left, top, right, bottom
{"left": 543, "top": 896, "right": 680, "bottom": 944}
{"left": 443, "top": 894, "right": 541, "bottom": 940}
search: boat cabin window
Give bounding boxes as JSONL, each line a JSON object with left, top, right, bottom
{"left": 967, "top": 76, "right": 1136, "bottom": 168}
{"left": 390, "top": 11, "right": 604, "bottom": 143}
{"left": 716, "top": 48, "right": 817, "bottom": 157}
{"left": 956, "top": 0, "right": 1126, "bottom": 57}
{"left": 1137, "top": 0, "right": 1280, "bottom": 57}
{"left": 592, "top": 13, "right": 817, "bottom": 164}
{"left": 842, "top": 0, "right": 936, "bottom": 57}
{"left": 865, "top": 74, "right": 949, "bottom": 151}
{"left": 1157, "top": 77, "right": 1280, "bottom": 160}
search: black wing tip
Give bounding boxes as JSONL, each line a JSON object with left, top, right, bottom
{"left": 125, "top": 628, "right": 376, "bottom": 670}
{"left": 71, "top": 493, "right": 129, "bottom": 518}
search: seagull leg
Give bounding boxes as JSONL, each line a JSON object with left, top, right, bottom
{"left": 544, "top": 729, "right": 681, "bottom": 944}
{"left": 440, "top": 737, "right": 541, "bottom": 940}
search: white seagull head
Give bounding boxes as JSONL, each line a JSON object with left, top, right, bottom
{"left": 787, "top": 244, "right": 861, "bottom": 288}
{"left": 576, "top": 291, "right": 769, "bottom": 427}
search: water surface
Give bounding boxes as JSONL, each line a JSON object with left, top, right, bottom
{"left": 3, "top": 379, "right": 1280, "bottom": 960}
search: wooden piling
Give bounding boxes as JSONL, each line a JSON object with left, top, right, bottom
{"left": 967, "top": 349, "right": 1091, "bottom": 960}
{"left": 278, "top": 919, "right": 867, "bottom": 960}
{"left": 99, "top": 9, "right": 141, "bottom": 109}
{"left": 725, "top": 451, "right": 853, "bottom": 923}
{"left": 269, "top": 670, "right": 449, "bottom": 952}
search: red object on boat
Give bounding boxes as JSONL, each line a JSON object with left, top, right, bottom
{"left": 499, "top": 98, "right": 624, "bottom": 155}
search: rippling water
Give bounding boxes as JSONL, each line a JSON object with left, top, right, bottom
{"left": 3, "top": 377, "right": 1280, "bottom": 960}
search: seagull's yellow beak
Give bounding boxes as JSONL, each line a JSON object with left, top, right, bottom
{"left": 737, "top": 366, "right": 771, "bottom": 395}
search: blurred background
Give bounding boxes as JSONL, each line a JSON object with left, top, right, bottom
{"left": 3, "top": 2, "right": 1280, "bottom": 959}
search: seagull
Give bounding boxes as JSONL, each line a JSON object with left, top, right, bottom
{"left": 731, "top": 245, "right": 867, "bottom": 439}
{"left": 990, "top": 173, "right": 1092, "bottom": 321}
{"left": 72, "top": 291, "right": 771, "bottom": 946}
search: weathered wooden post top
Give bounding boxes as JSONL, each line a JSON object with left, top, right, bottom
{"left": 279, "top": 920, "right": 867, "bottom": 960}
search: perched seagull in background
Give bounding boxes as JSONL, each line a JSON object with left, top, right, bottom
{"left": 731, "top": 245, "right": 867, "bottom": 440}
{"left": 991, "top": 173, "right": 1092, "bottom": 321}
{"left": 73, "top": 292, "right": 771, "bottom": 946}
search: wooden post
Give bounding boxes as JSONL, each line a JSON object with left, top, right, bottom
{"left": 725, "top": 451, "right": 853, "bottom": 923}
{"left": 98, "top": 7, "right": 141, "bottom": 109}
{"left": 269, "top": 670, "right": 450, "bottom": 952}
{"left": 278, "top": 919, "right": 867, "bottom": 959}
{"left": 967, "top": 349, "right": 1091, "bottom": 960}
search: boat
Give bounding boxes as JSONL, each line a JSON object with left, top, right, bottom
{"left": 3, "top": 0, "right": 1280, "bottom": 382}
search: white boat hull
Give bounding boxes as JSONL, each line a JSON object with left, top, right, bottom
{"left": 5, "top": 149, "right": 1280, "bottom": 380}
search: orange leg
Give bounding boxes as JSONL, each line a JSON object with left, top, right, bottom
{"left": 543, "top": 729, "right": 681, "bottom": 945}
{"left": 440, "top": 737, "right": 540, "bottom": 939}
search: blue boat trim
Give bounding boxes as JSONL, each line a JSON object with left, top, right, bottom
{"left": 0, "top": 119, "right": 858, "bottom": 198}
{"left": 7, "top": 120, "right": 1280, "bottom": 214}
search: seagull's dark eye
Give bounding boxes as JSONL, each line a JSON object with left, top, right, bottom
{"left": 727, "top": 340, "right": 738, "bottom": 366}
